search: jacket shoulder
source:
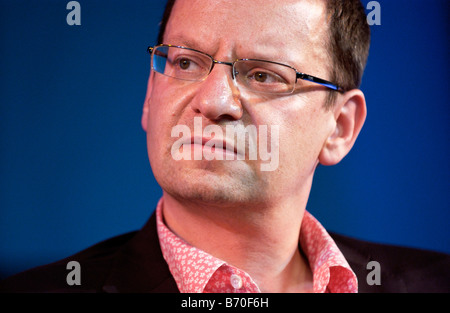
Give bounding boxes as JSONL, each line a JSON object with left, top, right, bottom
{"left": 0, "top": 231, "right": 137, "bottom": 293}
{"left": 330, "top": 232, "right": 450, "bottom": 293}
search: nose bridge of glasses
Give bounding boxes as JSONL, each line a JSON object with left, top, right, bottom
{"left": 212, "top": 60, "right": 234, "bottom": 67}
{"left": 209, "top": 59, "right": 236, "bottom": 78}
{"left": 205, "top": 59, "right": 241, "bottom": 97}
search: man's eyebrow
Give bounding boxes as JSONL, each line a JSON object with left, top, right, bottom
{"left": 162, "top": 35, "right": 203, "bottom": 51}
{"left": 163, "top": 35, "right": 300, "bottom": 68}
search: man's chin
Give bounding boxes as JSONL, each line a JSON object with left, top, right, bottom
{"left": 160, "top": 171, "right": 261, "bottom": 206}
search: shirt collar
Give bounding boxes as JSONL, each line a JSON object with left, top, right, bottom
{"left": 300, "top": 211, "right": 358, "bottom": 293}
{"left": 156, "top": 198, "right": 357, "bottom": 293}
{"left": 156, "top": 199, "right": 225, "bottom": 292}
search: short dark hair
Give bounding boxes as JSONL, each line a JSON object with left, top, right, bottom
{"left": 325, "top": 0, "right": 370, "bottom": 107}
{"left": 157, "top": 0, "right": 176, "bottom": 45}
{"left": 156, "top": 0, "right": 370, "bottom": 108}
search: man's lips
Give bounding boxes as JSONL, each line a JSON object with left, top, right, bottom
{"left": 182, "top": 136, "right": 245, "bottom": 158}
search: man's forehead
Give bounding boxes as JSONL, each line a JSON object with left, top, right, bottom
{"left": 165, "top": 0, "right": 329, "bottom": 61}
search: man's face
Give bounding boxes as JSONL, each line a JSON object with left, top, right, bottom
{"left": 144, "top": 0, "right": 339, "bottom": 207}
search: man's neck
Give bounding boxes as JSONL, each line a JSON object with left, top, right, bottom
{"left": 161, "top": 191, "right": 313, "bottom": 293}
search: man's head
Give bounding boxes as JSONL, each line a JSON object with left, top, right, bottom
{"left": 142, "top": 0, "right": 369, "bottom": 209}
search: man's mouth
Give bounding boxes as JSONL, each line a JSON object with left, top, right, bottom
{"left": 185, "top": 136, "right": 245, "bottom": 159}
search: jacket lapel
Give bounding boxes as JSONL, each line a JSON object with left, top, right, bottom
{"left": 101, "top": 213, "right": 179, "bottom": 293}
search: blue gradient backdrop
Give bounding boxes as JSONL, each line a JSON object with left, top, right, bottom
{"left": 1, "top": 0, "right": 449, "bottom": 279}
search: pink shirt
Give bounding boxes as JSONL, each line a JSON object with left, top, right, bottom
{"left": 156, "top": 198, "right": 357, "bottom": 293}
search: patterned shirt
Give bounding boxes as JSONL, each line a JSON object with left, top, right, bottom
{"left": 156, "top": 198, "right": 357, "bottom": 293}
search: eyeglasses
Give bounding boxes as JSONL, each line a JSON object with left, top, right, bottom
{"left": 147, "top": 44, "right": 344, "bottom": 95}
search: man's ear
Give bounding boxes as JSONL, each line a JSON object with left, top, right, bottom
{"left": 318, "top": 89, "right": 367, "bottom": 166}
{"left": 141, "top": 71, "right": 154, "bottom": 131}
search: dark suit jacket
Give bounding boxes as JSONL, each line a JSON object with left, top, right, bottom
{"left": 1, "top": 213, "right": 449, "bottom": 293}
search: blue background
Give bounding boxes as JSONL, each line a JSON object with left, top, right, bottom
{"left": 0, "top": 0, "right": 449, "bottom": 279}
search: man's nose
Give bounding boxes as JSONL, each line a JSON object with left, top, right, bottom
{"left": 189, "top": 65, "right": 243, "bottom": 121}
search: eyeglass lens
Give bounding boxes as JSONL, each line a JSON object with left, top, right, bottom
{"left": 151, "top": 45, "right": 297, "bottom": 94}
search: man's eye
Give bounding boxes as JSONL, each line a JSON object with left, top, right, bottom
{"left": 173, "top": 56, "right": 204, "bottom": 73}
{"left": 254, "top": 72, "right": 268, "bottom": 82}
{"left": 248, "top": 70, "right": 284, "bottom": 84}
{"left": 178, "top": 58, "right": 191, "bottom": 70}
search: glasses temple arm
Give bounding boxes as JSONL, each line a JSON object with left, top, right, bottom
{"left": 296, "top": 72, "right": 344, "bottom": 92}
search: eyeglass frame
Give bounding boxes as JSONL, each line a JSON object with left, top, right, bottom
{"left": 147, "top": 44, "right": 345, "bottom": 94}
